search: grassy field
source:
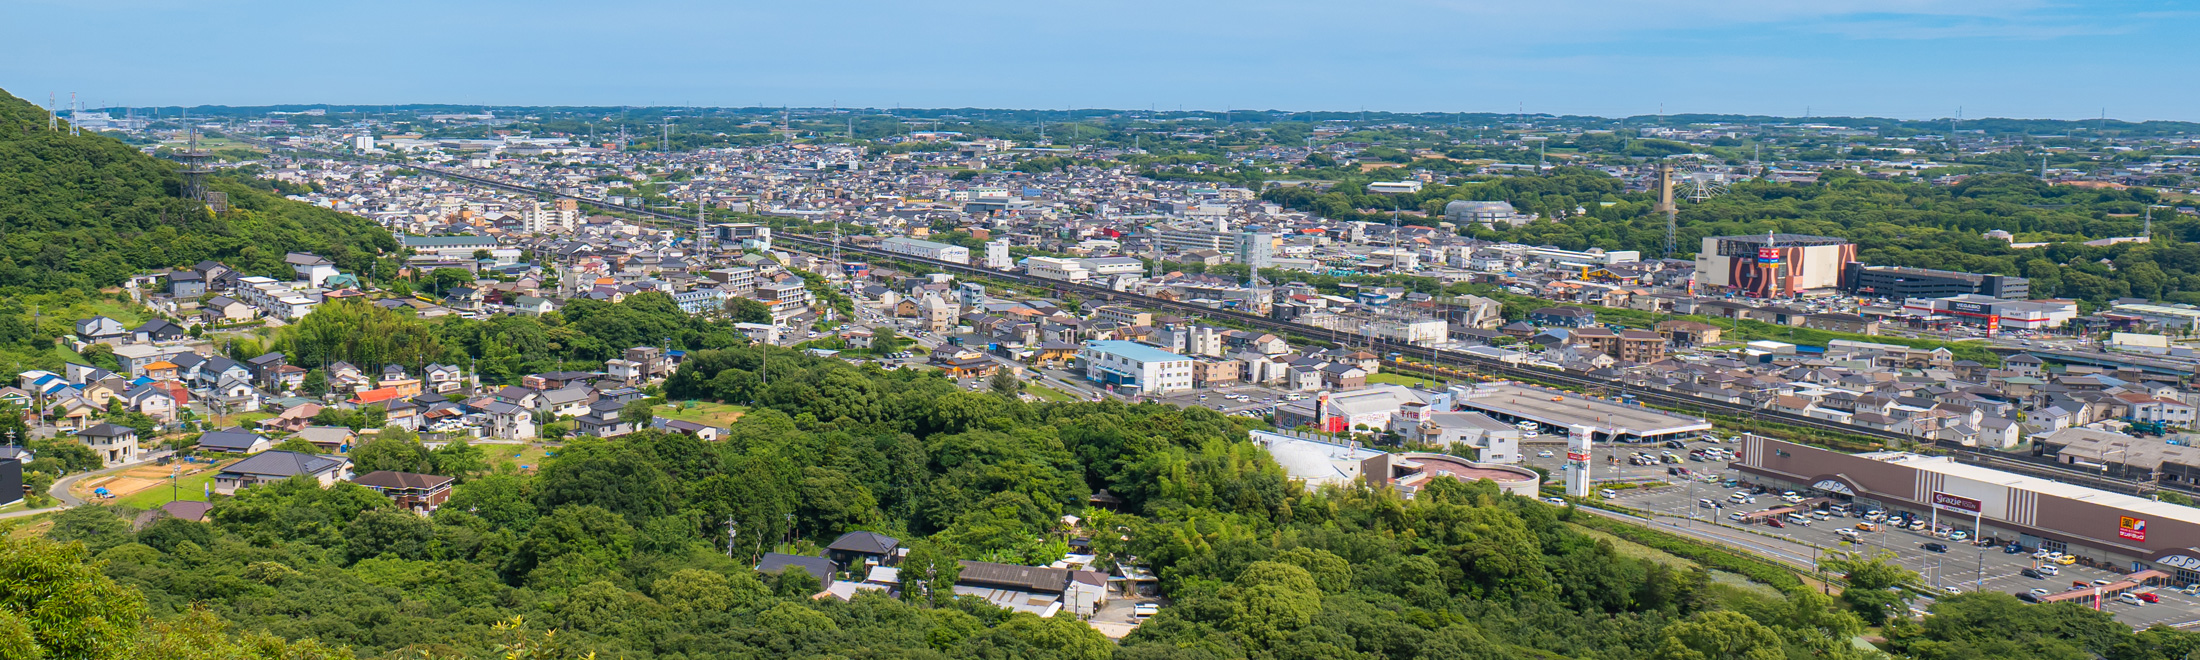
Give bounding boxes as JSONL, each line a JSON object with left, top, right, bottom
{"left": 654, "top": 401, "right": 749, "bottom": 426}
{"left": 1367, "top": 372, "right": 1443, "bottom": 389}
{"left": 1565, "top": 522, "right": 1698, "bottom": 570}
{"left": 115, "top": 469, "right": 219, "bottom": 509}
{"left": 87, "top": 300, "right": 147, "bottom": 326}
{"left": 209, "top": 411, "right": 274, "bottom": 429}
{"left": 1026, "top": 383, "right": 1079, "bottom": 403}
{"left": 486, "top": 443, "right": 554, "bottom": 472}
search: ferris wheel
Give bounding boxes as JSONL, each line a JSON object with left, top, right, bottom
{"left": 1680, "top": 170, "right": 1731, "bottom": 202}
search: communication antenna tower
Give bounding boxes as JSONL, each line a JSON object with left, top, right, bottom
{"left": 47, "top": 93, "right": 58, "bottom": 131}
{"left": 1657, "top": 161, "right": 1678, "bottom": 258}
{"left": 180, "top": 123, "right": 215, "bottom": 205}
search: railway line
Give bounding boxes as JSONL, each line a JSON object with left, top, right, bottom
{"left": 243, "top": 137, "right": 2184, "bottom": 500}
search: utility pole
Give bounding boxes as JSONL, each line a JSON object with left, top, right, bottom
{"left": 726, "top": 516, "right": 739, "bottom": 560}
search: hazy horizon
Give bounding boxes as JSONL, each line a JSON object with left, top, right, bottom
{"left": 7, "top": 0, "right": 2196, "bottom": 122}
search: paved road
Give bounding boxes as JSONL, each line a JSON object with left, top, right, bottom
{"left": 1571, "top": 502, "right": 1825, "bottom": 572}
{"left": 0, "top": 449, "right": 176, "bottom": 520}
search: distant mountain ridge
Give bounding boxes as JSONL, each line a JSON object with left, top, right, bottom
{"left": 0, "top": 87, "right": 395, "bottom": 292}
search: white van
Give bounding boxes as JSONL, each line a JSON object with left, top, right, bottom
{"left": 1133, "top": 604, "right": 1161, "bottom": 620}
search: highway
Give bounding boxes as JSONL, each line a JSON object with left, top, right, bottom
{"left": 242, "top": 138, "right": 2190, "bottom": 501}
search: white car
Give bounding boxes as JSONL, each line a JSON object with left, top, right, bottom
{"left": 1536, "top": 450, "right": 1555, "bottom": 458}
{"left": 1599, "top": 489, "right": 1618, "bottom": 499}
{"left": 1543, "top": 497, "right": 1569, "bottom": 507}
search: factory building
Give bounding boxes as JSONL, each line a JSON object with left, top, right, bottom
{"left": 1693, "top": 233, "right": 1856, "bottom": 298}
{"left": 879, "top": 237, "right": 971, "bottom": 264}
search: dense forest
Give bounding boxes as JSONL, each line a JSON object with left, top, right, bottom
{"left": 1260, "top": 167, "right": 2200, "bottom": 306}
{"left": 0, "top": 88, "right": 399, "bottom": 292}
{"left": 10, "top": 321, "right": 2200, "bottom": 657}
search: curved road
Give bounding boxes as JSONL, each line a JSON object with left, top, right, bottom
{"left": 0, "top": 450, "right": 176, "bottom": 520}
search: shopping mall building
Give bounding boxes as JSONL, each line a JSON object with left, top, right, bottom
{"left": 1734, "top": 435, "right": 2200, "bottom": 583}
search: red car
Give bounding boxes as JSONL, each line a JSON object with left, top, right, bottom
{"left": 2138, "top": 592, "right": 2162, "bottom": 603}
{"left": 2073, "top": 581, "right": 2090, "bottom": 590}
{"left": 1767, "top": 518, "right": 1786, "bottom": 528}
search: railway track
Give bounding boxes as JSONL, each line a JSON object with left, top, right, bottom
{"left": 242, "top": 137, "right": 2180, "bottom": 498}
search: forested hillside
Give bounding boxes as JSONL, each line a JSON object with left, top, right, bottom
{"left": 1265, "top": 168, "right": 2199, "bottom": 305}
{"left": 14, "top": 325, "right": 2200, "bottom": 658}
{"left": 0, "top": 87, "right": 397, "bottom": 291}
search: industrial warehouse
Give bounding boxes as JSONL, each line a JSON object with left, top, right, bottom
{"left": 1735, "top": 435, "right": 2200, "bottom": 583}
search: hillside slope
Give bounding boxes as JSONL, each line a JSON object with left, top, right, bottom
{"left": 0, "top": 87, "right": 396, "bottom": 292}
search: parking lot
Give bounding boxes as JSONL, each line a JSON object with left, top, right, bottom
{"left": 1607, "top": 482, "right": 2200, "bottom": 628}
{"left": 1520, "top": 435, "right": 1739, "bottom": 486}
{"left": 1152, "top": 385, "right": 1292, "bottom": 417}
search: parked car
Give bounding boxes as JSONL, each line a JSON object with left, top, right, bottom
{"left": 1536, "top": 450, "right": 1554, "bottom": 458}
{"left": 1923, "top": 543, "right": 1949, "bottom": 553}
{"left": 1856, "top": 522, "right": 1881, "bottom": 532}
{"left": 1599, "top": 489, "right": 1618, "bottom": 499}
{"left": 2057, "top": 555, "right": 2078, "bottom": 565}
{"left": 2119, "top": 593, "right": 2146, "bottom": 606}
{"left": 2004, "top": 544, "right": 2025, "bottom": 554}
{"left": 2029, "top": 588, "right": 2051, "bottom": 597}
{"left": 2021, "top": 568, "right": 2043, "bottom": 579}
{"left": 2039, "top": 565, "right": 2059, "bottom": 576}
{"left": 2073, "top": 581, "right": 2091, "bottom": 590}
{"left": 1767, "top": 517, "right": 1786, "bottom": 528}
{"left": 2137, "top": 592, "right": 2161, "bottom": 603}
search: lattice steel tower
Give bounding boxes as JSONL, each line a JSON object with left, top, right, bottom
{"left": 179, "top": 124, "right": 215, "bottom": 205}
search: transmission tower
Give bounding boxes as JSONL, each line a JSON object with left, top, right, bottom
{"left": 180, "top": 124, "right": 215, "bottom": 205}
{"left": 67, "top": 93, "right": 80, "bottom": 136}
{"left": 47, "top": 93, "right": 57, "bottom": 131}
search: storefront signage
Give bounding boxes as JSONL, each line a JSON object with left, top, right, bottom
{"left": 1756, "top": 248, "right": 1781, "bottom": 264}
{"left": 1949, "top": 301, "right": 1990, "bottom": 315}
{"left": 2121, "top": 516, "right": 2148, "bottom": 542}
{"left": 1931, "top": 491, "right": 1982, "bottom": 513}
{"left": 1566, "top": 452, "right": 1589, "bottom": 462}
{"left": 1811, "top": 479, "right": 1855, "bottom": 496}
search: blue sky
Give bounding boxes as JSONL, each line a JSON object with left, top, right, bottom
{"left": 5, "top": 0, "right": 2195, "bottom": 120}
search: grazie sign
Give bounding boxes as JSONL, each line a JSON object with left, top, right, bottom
{"left": 1932, "top": 491, "right": 1982, "bottom": 513}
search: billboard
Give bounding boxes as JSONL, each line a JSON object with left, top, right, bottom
{"left": 1949, "top": 300, "right": 1990, "bottom": 314}
{"left": 2121, "top": 516, "right": 2148, "bottom": 542}
{"left": 1931, "top": 491, "right": 1982, "bottom": 514}
{"left": 1756, "top": 247, "right": 1781, "bottom": 264}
